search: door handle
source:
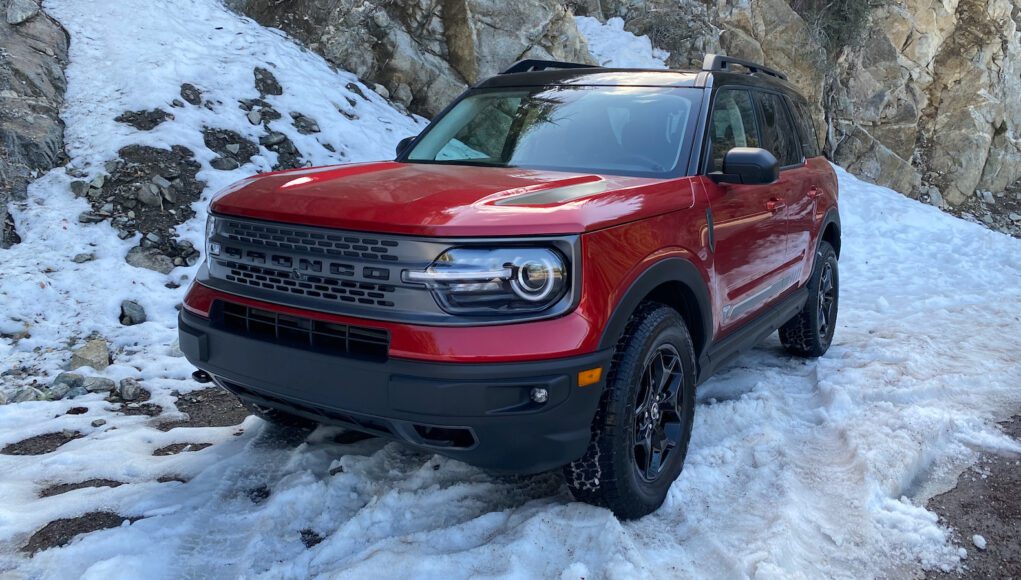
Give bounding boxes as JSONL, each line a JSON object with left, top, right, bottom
{"left": 766, "top": 198, "right": 786, "bottom": 212}
{"left": 807, "top": 186, "right": 822, "bottom": 199}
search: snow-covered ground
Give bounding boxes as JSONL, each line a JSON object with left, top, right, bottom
{"left": 2, "top": 2, "right": 1021, "bottom": 578}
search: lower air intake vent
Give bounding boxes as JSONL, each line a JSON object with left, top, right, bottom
{"left": 217, "top": 302, "right": 389, "bottom": 361}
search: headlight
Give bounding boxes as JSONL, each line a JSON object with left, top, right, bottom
{"left": 205, "top": 214, "right": 221, "bottom": 267}
{"left": 404, "top": 247, "right": 568, "bottom": 315}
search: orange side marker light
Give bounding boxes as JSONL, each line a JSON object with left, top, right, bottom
{"left": 578, "top": 367, "right": 603, "bottom": 387}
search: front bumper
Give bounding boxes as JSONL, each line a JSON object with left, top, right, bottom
{"left": 178, "top": 309, "right": 611, "bottom": 473}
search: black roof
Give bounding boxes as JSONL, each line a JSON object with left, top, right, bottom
{"left": 474, "top": 54, "right": 802, "bottom": 98}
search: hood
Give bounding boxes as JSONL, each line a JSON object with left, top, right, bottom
{"left": 210, "top": 162, "right": 694, "bottom": 236}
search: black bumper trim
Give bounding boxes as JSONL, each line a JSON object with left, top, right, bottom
{"left": 179, "top": 310, "right": 612, "bottom": 473}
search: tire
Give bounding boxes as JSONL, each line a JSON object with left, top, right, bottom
{"left": 241, "top": 400, "right": 318, "bottom": 431}
{"left": 564, "top": 302, "right": 697, "bottom": 519}
{"left": 779, "top": 240, "right": 839, "bottom": 357}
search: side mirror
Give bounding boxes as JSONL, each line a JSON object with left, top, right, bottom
{"left": 395, "top": 136, "right": 415, "bottom": 158}
{"left": 710, "top": 147, "right": 779, "bottom": 185}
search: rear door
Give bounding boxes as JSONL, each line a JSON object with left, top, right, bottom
{"left": 756, "top": 91, "right": 812, "bottom": 266}
{"left": 702, "top": 88, "right": 789, "bottom": 334}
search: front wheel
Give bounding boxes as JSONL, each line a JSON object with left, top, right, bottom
{"left": 565, "top": 303, "right": 696, "bottom": 519}
{"left": 779, "top": 241, "right": 839, "bottom": 357}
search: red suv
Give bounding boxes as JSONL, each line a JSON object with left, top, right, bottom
{"left": 179, "top": 55, "right": 839, "bottom": 518}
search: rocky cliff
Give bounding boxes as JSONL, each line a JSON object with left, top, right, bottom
{"left": 229, "top": 0, "right": 1021, "bottom": 235}
{"left": 226, "top": 0, "right": 594, "bottom": 117}
{"left": 574, "top": 0, "right": 1021, "bottom": 230}
{"left": 0, "top": 0, "right": 68, "bottom": 247}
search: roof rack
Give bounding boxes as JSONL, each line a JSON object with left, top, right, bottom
{"left": 501, "top": 59, "right": 599, "bottom": 75}
{"left": 702, "top": 54, "right": 788, "bottom": 81}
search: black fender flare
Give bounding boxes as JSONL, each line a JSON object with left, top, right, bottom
{"left": 597, "top": 258, "right": 713, "bottom": 362}
{"left": 819, "top": 208, "right": 841, "bottom": 257}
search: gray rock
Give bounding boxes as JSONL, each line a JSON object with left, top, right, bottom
{"left": 0, "top": 390, "right": 7, "bottom": 405}
{"left": 136, "top": 184, "right": 161, "bottom": 207}
{"left": 225, "top": 143, "right": 240, "bottom": 155}
{"left": 70, "top": 180, "right": 90, "bottom": 197}
{"left": 90, "top": 174, "right": 106, "bottom": 189}
{"left": 162, "top": 188, "right": 177, "bottom": 203}
{"left": 152, "top": 175, "right": 172, "bottom": 189}
{"left": 247, "top": 110, "right": 262, "bottom": 125}
{"left": 125, "top": 246, "right": 175, "bottom": 274}
{"left": 979, "top": 190, "right": 996, "bottom": 205}
{"left": 291, "top": 113, "right": 320, "bottom": 134}
{"left": 78, "top": 212, "right": 105, "bottom": 224}
{"left": 6, "top": 0, "right": 39, "bottom": 25}
{"left": 52, "top": 372, "right": 84, "bottom": 389}
{"left": 50, "top": 372, "right": 84, "bottom": 399}
{"left": 70, "top": 339, "right": 111, "bottom": 371}
{"left": 83, "top": 376, "right": 116, "bottom": 392}
{"left": 120, "top": 299, "right": 147, "bottom": 325}
{"left": 99, "top": 202, "right": 114, "bottom": 214}
{"left": 91, "top": 419, "right": 107, "bottom": 428}
{"left": 118, "top": 378, "right": 142, "bottom": 401}
{"left": 260, "top": 132, "right": 287, "bottom": 146}
{"left": 254, "top": 67, "right": 283, "bottom": 96}
{"left": 144, "top": 231, "right": 161, "bottom": 244}
{"left": 66, "top": 386, "right": 88, "bottom": 399}
{"left": 210, "top": 157, "right": 240, "bottom": 171}
{"left": 180, "top": 83, "right": 202, "bottom": 106}
{"left": 1008, "top": 213, "right": 1021, "bottom": 223}
{"left": 12, "top": 387, "right": 42, "bottom": 403}
{"left": 72, "top": 252, "right": 95, "bottom": 263}
{"left": 372, "top": 84, "right": 390, "bottom": 99}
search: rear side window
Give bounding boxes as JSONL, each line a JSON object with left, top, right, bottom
{"left": 787, "top": 97, "right": 821, "bottom": 158}
{"left": 757, "top": 92, "right": 801, "bottom": 167}
{"left": 707, "top": 89, "right": 760, "bottom": 173}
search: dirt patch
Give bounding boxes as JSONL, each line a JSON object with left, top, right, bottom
{"left": 157, "top": 474, "right": 189, "bottom": 484}
{"left": 65, "top": 407, "right": 88, "bottom": 415}
{"left": 110, "top": 387, "right": 162, "bottom": 418}
{"left": 153, "top": 442, "right": 213, "bottom": 456}
{"left": 927, "top": 416, "right": 1021, "bottom": 578}
{"left": 21, "top": 512, "right": 139, "bottom": 555}
{"left": 1, "top": 431, "right": 82, "bottom": 456}
{"left": 157, "top": 387, "right": 249, "bottom": 431}
{"left": 39, "top": 479, "right": 124, "bottom": 498}
{"left": 114, "top": 109, "right": 172, "bottom": 131}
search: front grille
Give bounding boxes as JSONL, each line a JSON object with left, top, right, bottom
{"left": 223, "top": 220, "right": 400, "bottom": 261}
{"left": 217, "top": 302, "right": 389, "bottom": 361}
{"left": 218, "top": 260, "right": 396, "bottom": 307}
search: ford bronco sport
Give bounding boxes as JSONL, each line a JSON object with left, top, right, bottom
{"left": 179, "top": 54, "right": 840, "bottom": 519}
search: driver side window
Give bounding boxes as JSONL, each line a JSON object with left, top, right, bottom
{"left": 708, "top": 89, "right": 760, "bottom": 173}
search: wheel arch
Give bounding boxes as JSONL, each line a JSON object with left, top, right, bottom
{"left": 598, "top": 258, "right": 713, "bottom": 367}
{"left": 820, "top": 208, "right": 841, "bottom": 258}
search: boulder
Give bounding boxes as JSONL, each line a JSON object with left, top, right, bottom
{"left": 120, "top": 300, "right": 147, "bottom": 325}
{"left": 118, "top": 378, "right": 142, "bottom": 401}
{"left": 70, "top": 339, "right": 111, "bottom": 371}
{"left": 83, "top": 376, "right": 116, "bottom": 393}
{"left": 125, "top": 246, "right": 175, "bottom": 274}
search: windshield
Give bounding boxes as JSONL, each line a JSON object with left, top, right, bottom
{"left": 404, "top": 86, "right": 700, "bottom": 177}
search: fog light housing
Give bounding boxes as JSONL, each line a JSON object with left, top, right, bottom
{"left": 530, "top": 387, "right": 549, "bottom": 404}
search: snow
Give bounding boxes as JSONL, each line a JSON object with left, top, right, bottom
{"left": 972, "top": 534, "right": 987, "bottom": 550}
{"left": 1, "top": 1, "right": 1021, "bottom": 577}
{"left": 574, "top": 17, "right": 670, "bottom": 69}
